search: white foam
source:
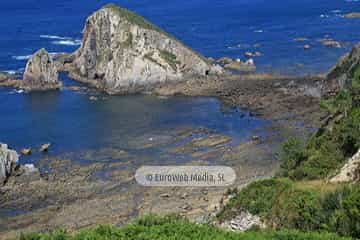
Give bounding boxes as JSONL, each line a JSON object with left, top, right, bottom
{"left": 12, "top": 55, "right": 31, "bottom": 61}
{"left": 2, "top": 70, "right": 16, "bottom": 74}
{"left": 254, "top": 29, "right": 264, "bottom": 33}
{"left": 227, "top": 43, "right": 251, "bottom": 49}
{"left": 51, "top": 40, "right": 81, "bottom": 46}
{"left": 40, "top": 35, "right": 71, "bottom": 40}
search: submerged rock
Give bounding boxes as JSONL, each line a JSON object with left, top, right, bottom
{"left": 67, "top": 4, "right": 222, "bottom": 94}
{"left": 22, "top": 48, "right": 62, "bottom": 91}
{"left": 0, "top": 143, "right": 19, "bottom": 184}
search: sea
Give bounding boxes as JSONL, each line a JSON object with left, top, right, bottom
{"left": 0, "top": 0, "right": 359, "bottom": 165}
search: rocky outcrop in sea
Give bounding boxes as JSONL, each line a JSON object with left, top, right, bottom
{"left": 22, "top": 48, "right": 62, "bottom": 91}
{"left": 62, "top": 4, "right": 222, "bottom": 94}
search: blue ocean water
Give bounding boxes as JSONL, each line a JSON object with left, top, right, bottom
{"left": 0, "top": 0, "right": 360, "bottom": 164}
{"left": 0, "top": 0, "right": 360, "bottom": 74}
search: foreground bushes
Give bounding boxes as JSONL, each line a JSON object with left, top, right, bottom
{"left": 218, "top": 179, "right": 360, "bottom": 238}
{"left": 279, "top": 88, "right": 360, "bottom": 180}
{"left": 18, "top": 215, "right": 350, "bottom": 240}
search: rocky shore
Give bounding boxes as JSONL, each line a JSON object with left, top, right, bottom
{"left": 1, "top": 2, "right": 360, "bottom": 239}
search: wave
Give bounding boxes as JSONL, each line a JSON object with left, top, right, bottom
{"left": 51, "top": 40, "right": 81, "bottom": 46}
{"left": 2, "top": 70, "right": 17, "bottom": 74}
{"left": 331, "top": 10, "right": 342, "bottom": 13}
{"left": 227, "top": 43, "right": 252, "bottom": 49}
{"left": 40, "top": 35, "right": 71, "bottom": 40}
{"left": 12, "top": 55, "right": 31, "bottom": 61}
{"left": 254, "top": 29, "right": 264, "bottom": 33}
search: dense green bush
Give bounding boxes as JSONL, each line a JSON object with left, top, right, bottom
{"left": 279, "top": 88, "right": 360, "bottom": 180}
{"left": 17, "top": 215, "right": 350, "bottom": 240}
{"left": 218, "top": 179, "right": 293, "bottom": 221}
{"left": 272, "top": 188, "right": 322, "bottom": 231}
{"left": 320, "top": 90, "right": 352, "bottom": 115}
{"left": 219, "top": 178, "right": 360, "bottom": 239}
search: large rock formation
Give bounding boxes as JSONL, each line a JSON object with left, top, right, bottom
{"left": 22, "top": 48, "right": 62, "bottom": 91}
{"left": 0, "top": 143, "right": 19, "bottom": 184}
{"left": 325, "top": 43, "right": 360, "bottom": 95}
{"left": 67, "top": 4, "right": 222, "bottom": 94}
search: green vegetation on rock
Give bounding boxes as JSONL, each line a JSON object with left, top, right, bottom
{"left": 159, "top": 49, "right": 180, "bottom": 71}
{"left": 219, "top": 65, "right": 360, "bottom": 238}
{"left": 16, "top": 215, "right": 350, "bottom": 240}
{"left": 103, "top": 4, "right": 168, "bottom": 36}
{"left": 219, "top": 179, "right": 360, "bottom": 238}
{"left": 279, "top": 87, "right": 360, "bottom": 180}
{"left": 102, "top": 4, "right": 208, "bottom": 63}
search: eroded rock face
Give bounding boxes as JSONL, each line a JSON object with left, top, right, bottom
{"left": 325, "top": 43, "right": 360, "bottom": 95}
{"left": 22, "top": 48, "right": 62, "bottom": 91}
{"left": 69, "top": 4, "right": 222, "bottom": 94}
{"left": 330, "top": 150, "right": 360, "bottom": 183}
{"left": 0, "top": 143, "right": 19, "bottom": 184}
{"left": 220, "top": 211, "right": 265, "bottom": 232}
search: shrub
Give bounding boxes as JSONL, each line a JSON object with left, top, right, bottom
{"left": 272, "top": 188, "right": 323, "bottom": 231}
{"left": 320, "top": 90, "right": 352, "bottom": 116}
{"left": 217, "top": 178, "right": 293, "bottom": 222}
{"left": 279, "top": 138, "right": 306, "bottom": 178}
{"left": 17, "top": 215, "right": 351, "bottom": 240}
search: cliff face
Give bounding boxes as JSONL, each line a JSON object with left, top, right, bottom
{"left": 69, "top": 4, "right": 222, "bottom": 94}
{"left": 0, "top": 143, "right": 19, "bottom": 184}
{"left": 22, "top": 48, "right": 62, "bottom": 91}
{"left": 326, "top": 43, "right": 360, "bottom": 95}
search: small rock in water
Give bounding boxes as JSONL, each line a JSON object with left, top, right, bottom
{"left": 89, "top": 96, "right": 98, "bottom": 101}
{"left": 345, "top": 12, "right": 360, "bottom": 19}
{"left": 244, "top": 52, "right": 254, "bottom": 58}
{"left": 40, "top": 143, "right": 51, "bottom": 152}
{"left": 294, "top": 37, "right": 308, "bottom": 42}
{"left": 21, "top": 148, "right": 32, "bottom": 156}
{"left": 304, "top": 44, "right": 312, "bottom": 50}
{"left": 254, "top": 51, "right": 263, "bottom": 57}
{"left": 321, "top": 39, "right": 341, "bottom": 48}
{"left": 251, "top": 136, "right": 261, "bottom": 143}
